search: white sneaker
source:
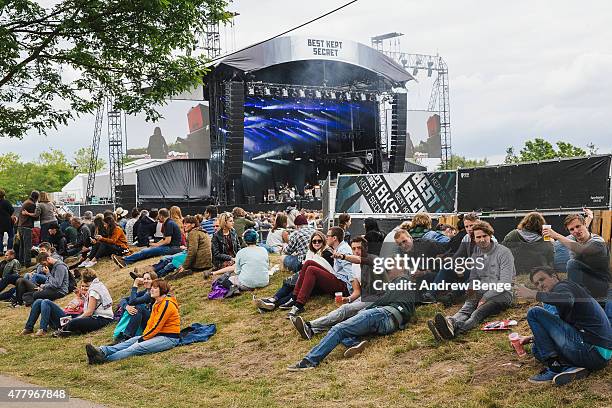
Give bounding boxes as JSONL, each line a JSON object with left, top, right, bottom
{"left": 78, "top": 261, "right": 88, "bottom": 267}
{"left": 87, "top": 260, "right": 97, "bottom": 267}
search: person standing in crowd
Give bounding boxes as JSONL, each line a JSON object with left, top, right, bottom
{"left": 211, "top": 212, "right": 241, "bottom": 270}
{"left": 124, "top": 208, "right": 140, "bottom": 246}
{"left": 282, "top": 215, "right": 316, "bottom": 273}
{"left": 85, "top": 279, "right": 180, "bottom": 364}
{"left": 0, "top": 189, "right": 14, "bottom": 256}
{"left": 34, "top": 192, "right": 57, "bottom": 243}
{"left": 338, "top": 213, "right": 351, "bottom": 243}
{"left": 112, "top": 208, "right": 182, "bottom": 268}
{"left": 544, "top": 213, "right": 610, "bottom": 303}
{"left": 429, "top": 221, "right": 515, "bottom": 341}
{"left": 501, "top": 212, "right": 554, "bottom": 275}
{"left": 265, "top": 212, "right": 289, "bottom": 254}
{"left": 17, "top": 190, "right": 39, "bottom": 267}
{"left": 515, "top": 267, "right": 611, "bottom": 385}
{"left": 232, "top": 207, "right": 256, "bottom": 248}
{"left": 201, "top": 205, "right": 218, "bottom": 236}
{"left": 14, "top": 252, "right": 69, "bottom": 306}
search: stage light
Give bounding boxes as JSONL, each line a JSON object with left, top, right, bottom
{"left": 282, "top": 88, "right": 288, "bottom": 97}
{"left": 330, "top": 92, "right": 336, "bottom": 100}
{"left": 345, "top": 92, "right": 351, "bottom": 100}
{"left": 360, "top": 93, "right": 367, "bottom": 101}
{"left": 247, "top": 86, "right": 254, "bottom": 95}
{"left": 295, "top": 157, "right": 302, "bottom": 161}
{"left": 264, "top": 87, "right": 271, "bottom": 96}
{"left": 315, "top": 90, "right": 322, "bottom": 98}
{"left": 298, "top": 89, "right": 306, "bottom": 98}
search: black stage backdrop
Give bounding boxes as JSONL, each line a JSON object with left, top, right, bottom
{"left": 335, "top": 172, "right": 456, "bottom": 214}
{"left": 137, "top": 159, "right": 212, "bottom": 203}
{"left": 457, "top": 156, "right": 611, "bottom": 212}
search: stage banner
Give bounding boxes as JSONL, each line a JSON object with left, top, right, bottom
{"left": 457, "top": 155, "right": 611, "bottom": 212}
{"left": 335, "top": 172, "right": 456, "bottom": 214}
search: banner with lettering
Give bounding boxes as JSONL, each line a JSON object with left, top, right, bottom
{"left": 335, "top": 172, "right": 456, "bottom": 214}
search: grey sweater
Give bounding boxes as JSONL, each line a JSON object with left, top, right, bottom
{"left": 44, "top": 261, "right": 69, "bottom": 295}
{"left": 469, "top": 242, "right": 515, "bottom": 302}
{"left": 36, "top": 202, "right": 57, "bottom": 225}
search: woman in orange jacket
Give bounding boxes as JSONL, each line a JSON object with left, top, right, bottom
{"left": 80, "top": 215, "right": 128, "bottom": 268}
{"left": 86, "top": 279, "right": 181, "bottom": 364}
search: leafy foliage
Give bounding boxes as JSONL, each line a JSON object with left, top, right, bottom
{"left": 505, "top": 138, "right": 590, "bottom": 163}
{"left": 441, "top": 155, "right": 489, "bottom": 170}
{"left": 73, "top": 147, "right": 105, "bottom": 174}
{"left": 0, "top": 149, "right": 75, "bottom": 202}
{"left": 0, "top": 0, "right": 231, "bottom": 138}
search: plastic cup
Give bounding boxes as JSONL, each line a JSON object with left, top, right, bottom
{"left": 509, "top": 332, "right": 526, "bottom": 357}
{"left": 335, "top": 292, "right": 343, "bottom": 305}
{"left": 543, "top": 225, "right": 552, "bottom": 241}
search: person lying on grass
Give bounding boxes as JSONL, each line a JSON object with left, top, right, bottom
{"left": 515, "top": 266, "right": 611, "bottom": 386}
{"left": 86, "top": 279, "right": 180, "bottom": 364}
{"left": 287, "top": 266, "right": 416, "bottom": 371}
{"left": 290, "top": 236, "right": 374, "bottom": 340}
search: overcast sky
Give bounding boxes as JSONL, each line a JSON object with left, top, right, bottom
{"left": 3, "top": 0, "right": 611, "bottom": 163}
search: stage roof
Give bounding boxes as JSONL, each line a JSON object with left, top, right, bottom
{"left": 214, "top": 35, "right": 415, "bottom": 86}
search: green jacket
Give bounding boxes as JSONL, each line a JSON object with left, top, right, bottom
{"left": 2, "top": 259, "right": 21, "bottom": 278}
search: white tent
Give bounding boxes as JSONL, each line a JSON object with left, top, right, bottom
{"left": 61, "top": 159, "right": 170, "bottom": 203}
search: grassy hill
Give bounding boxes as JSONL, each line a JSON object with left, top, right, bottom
{"left": 0, "top": 255, "right": 610, "bottom": 408}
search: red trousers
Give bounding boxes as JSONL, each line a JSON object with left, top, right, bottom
{"left": 293, "top": 260, "right": 348, "bottom": 305}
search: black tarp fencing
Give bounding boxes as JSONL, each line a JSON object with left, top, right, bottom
{"left": 457, "top": 155, "right": 611, "bottom": 212}
{"left": 136, "top": 159, "right": 212, "bottom": 203}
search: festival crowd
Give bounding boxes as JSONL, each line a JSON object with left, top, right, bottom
{"left": 0, "top": 188, "right": 610, "bottom": 386}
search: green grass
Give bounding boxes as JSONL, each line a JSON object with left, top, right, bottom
{"left": 0, "top": 255, "right": 610, "bottom": 408}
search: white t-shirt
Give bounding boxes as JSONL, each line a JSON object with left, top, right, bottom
{"left": 89, "top": 289, "right": 114, "bottom": 319}
{"left": 352, "top": 263, "right": 362, "bottom": 284}
{"left": 266, "top": 228, "right": 285, "bottom": 248}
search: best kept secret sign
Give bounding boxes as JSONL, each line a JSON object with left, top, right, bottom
{"left": 307, "top": 38, "right": 343, "bottom": 57}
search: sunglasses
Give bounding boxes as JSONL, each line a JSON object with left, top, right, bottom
{"left": 311, "top": 239, "right": 324, "bottom": 244}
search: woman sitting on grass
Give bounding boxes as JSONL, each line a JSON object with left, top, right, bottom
{"left": 56, "top": 269, "right": 114, "bottom": 336}
{"left": 79, "top": 215, "right": 128, "bottom": 268}
{"left": 114, "top": 271, "right": 157, "bottom": 343}
{"left": 253, "top": 230, "right": 333, "bottom": 312}
{"left": 86, "top": 279, "right": 181, "bottom": 364}
{"left": 226, "top": 229, "right": 269, "bottom": 290}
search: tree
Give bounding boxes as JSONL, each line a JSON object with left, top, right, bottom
{"left": 441, "top": 155, "right": 488, "bottom": 170}
{"left": 0, "top": 0, "right": 231, "bottom": 139}
{"left": 73, "top": 147, "right": 105, "bottom": 174}
{"left": 505, "top": 138, "right": 589, "bottom": 163}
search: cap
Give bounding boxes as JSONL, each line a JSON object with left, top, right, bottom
{"left": 243, "top": 229, "right": 259, "bottom": 244}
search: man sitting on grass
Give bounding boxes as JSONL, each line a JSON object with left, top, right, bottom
{"left": 112, "top": 208, "right": 182, "bottom": 268}
{"left": 515, "top": 266, "right": 611, "bottom": 385}
{"left": 287, "top": 266, "right": 415, "bottom": 371}
{"left": 428, "top": 221, "right": 515, "bottom": 341}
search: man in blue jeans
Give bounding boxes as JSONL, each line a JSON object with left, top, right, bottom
{"left": 287, "top": 269, "right": 416, "bottom": 371}
{"left": 112, "top": 208, "right": 182, "bottom": 268}
{"left": 516, "top": 266, "right": 611, "bottom": 386}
